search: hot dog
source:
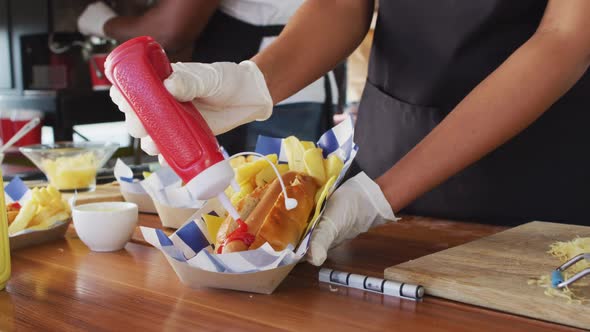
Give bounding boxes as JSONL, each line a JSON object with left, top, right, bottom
{"left": 216, "top": 171, "right": 319, "bottom": 254}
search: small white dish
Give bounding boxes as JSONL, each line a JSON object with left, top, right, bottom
{"left": 73, "top": 201, "right": 138, "bottom": 252}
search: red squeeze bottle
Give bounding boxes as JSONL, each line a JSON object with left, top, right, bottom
{"left": 104, "top": 36, "right": 234, "bottom": 202}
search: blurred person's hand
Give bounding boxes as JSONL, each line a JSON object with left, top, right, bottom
{"left": 77, "top": 2, "right": 117, "bottom": 38}
{"left": 109, "top": 61, "right": 273, "bottom": 161}
{"left": 306, "top": 172, "right": 398, "bottom": 266}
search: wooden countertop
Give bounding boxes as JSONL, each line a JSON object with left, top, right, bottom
{"left": 0, "top": 215, "right": 581, "bottom": 331}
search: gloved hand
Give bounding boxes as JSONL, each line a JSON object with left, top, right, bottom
{"left": 306, "top": 172, "right": 399, "bottom": 266}
{"left": 109, "top": 60, "right": 273, "bottom": 159}
{"left": 77, "top": 2, "right": 117, "bottom": 38}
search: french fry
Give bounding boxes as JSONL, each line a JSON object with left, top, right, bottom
{"left": 235, "top": 154, "right": 278, "bottom": 185}
{"left": 304, "top": 148, "right": 327, "bottom": 185}
{"left": 255, "top": 163, "right": 290, "bottom": 188}
{"left": 229, "top": 156, "right": 246, "bottom": 168}
{"left": 283, "top": 136, "right": 306, "bottom": 172}
{"left": 324, "top": 154, "right": 344, "bottom": 180}
{"left": 224, "top": 185, "right": 235, "bottom": 198}
{"left": 26, "top": 211, "right": 70, "bottom": 231}
{"left": 29, "top": 202, "right": 62, "bottom": 227}
{"left": 7, "top": 184, "right": 70, "bottom": 234}
{"left": 46, "top": 185, "right": 61, "bottom": 200}
{"left": 276, "top": 164, "right": 289, "bottom": 174}
{"left": 255, "top": 164, "right": 276, "bottom": 188}
{"left": 8, "top": 200, "right": 38, "bottom": 235}
{"left": 301, "top": 141, "right": 316, "bottom": 151}
{"left": 306, "top": 176, "right": 338, "bottom": 235}
{"left": 202, "top": 214, "right": 226, "bottom": 243}
{"left": 35, "top": 187, "right": 52, "bottom": 206}
{"left": 230, "top": 182, "right": 254, "bottom": 205}
{"left": 230, "top": 191, "right": 245, "bottom": 206}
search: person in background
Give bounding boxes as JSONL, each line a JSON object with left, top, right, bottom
{"left": 334, "top": 7, "right": 377, "bottom": 126}
{"left": 77, "top": 0, "right": 338, "bottom": 153}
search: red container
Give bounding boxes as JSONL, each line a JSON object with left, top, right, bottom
{"left": 104, "top": 36, "right": 224, "bottom": 184}
{"left": 0, "top": 110, "right": 43, "bottom": 149}
{"left": 89, "top": 53, "right": 111, "bottom": 91}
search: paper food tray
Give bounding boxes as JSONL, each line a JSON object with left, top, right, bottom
{"left": 115, "top": 160, "right": 204, "bottom": 226}
{"left": 142, "top": 118, "right": 358, "bottom": 293}
{"left": 153, "top": 200, "right": 199, "bottom": 229}
{"left": 166, "top": 255, "right": 296, "bottom": 294}
{"left": 120, "top": 190, "right": 157, "bottom": 214}
{"left": 4, "top": 177, "right": 71, "bottom": 251}
{"left": 9, "top": 219, "right": 70, "bottom": 251}
{"left": 114, "top": 160, "right": 157, "bottom": 214}
{"left": 115, "top": 159, "right": 205, "bottom": 228}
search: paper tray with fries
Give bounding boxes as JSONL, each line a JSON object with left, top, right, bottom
{"left": 141, "top": 119, "right": 357, "bottom": 294}
{"left": 115, "top": 160, "right": 204, "bottom": 228}
{"left": 4, "top": 177, "right": 72, "bottom": 251}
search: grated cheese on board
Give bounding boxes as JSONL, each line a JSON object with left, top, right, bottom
{"left": 528, "top": 237, "right": 590, "bottom": 304}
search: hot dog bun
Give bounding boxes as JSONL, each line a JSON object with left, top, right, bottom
{"left": 215, "top": 184, "right": 269, "bottom": 248}
{"left": 217, "top": 171, "right": 318, "bottom": 254}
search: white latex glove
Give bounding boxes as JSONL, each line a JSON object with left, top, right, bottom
{"left": 306, "top": 172, "right": 399, "bottom": 266}
{"left": 77, "top": 1, "right": 117, "bottom": 38}
{"left": 109, "top": 60, "right": 273, "bottom": 160}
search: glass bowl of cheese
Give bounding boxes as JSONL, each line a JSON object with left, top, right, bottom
{"left": 20, "top": 142, "right": 118, "bottom": 192}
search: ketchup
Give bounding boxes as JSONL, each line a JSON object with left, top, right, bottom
{"left": 217, "top": 218, "right": 255, "bottom": 254}
{"left": 8, "top": 202, "right": 21, "bottom": 210}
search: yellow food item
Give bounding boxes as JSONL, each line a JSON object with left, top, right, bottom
{"left": 7, "top": 185, "right": 71, "bottom": 235}
{"left": 27, "top": 211, "right": 70, "bottom": 231}
{"left": 230, "top": 182, "right": 254, "bottom": 206}
{"left": 142, "top": 171, "right": 152, "bottom": 179}
{"left": 7, "top": 199, "right": 38, "bottom": 235}
{"left": 301, "top": 141, "right": 316, "bottom": 151}
{"left": 324, "top": 154, "right": 344, "bottom": 180}
{"left": 529, "top": 237, "right": 590, "bottom": 304}
{"left": 229, "top": 156, "right": 246, "bottom": 169}
{"left": 283, "top": 136, "right": 306, "bottom": 172}
{"left": 41, "top": 152, "right": 97, "bottom": 190}
{"left": 306, "top": 176, "right": 337, "bottom": 235}
{"left": 235, "top": 154, "right": 278, "bottom": 185}
{"left": 255, "top": 163, "right": 289, "bottom": 188}
{"left": 304, "top": 148, "right": 327, "bottom": 185}
{"left": 202, "top": 214, "right": 225, "bottom": 243}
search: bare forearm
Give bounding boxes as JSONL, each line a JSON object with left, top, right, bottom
{"left": 377, "top": 31, "right": 590, "bottom": 212}
{"left": 252, "top": 0, "right": 373, "bottom": 104}
{"left": 104, "top": 0, "right": 219, "bottom": 53}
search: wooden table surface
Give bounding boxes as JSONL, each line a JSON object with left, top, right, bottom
{"left": 0, "top": 215, "right": 582, "bottom": 331}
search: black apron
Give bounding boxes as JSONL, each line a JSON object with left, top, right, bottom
{"left": 355, "top": 1, "right": 590, "bottom": 226}
{"left": 192, "top": 11, "right": 334, "bottom": 154}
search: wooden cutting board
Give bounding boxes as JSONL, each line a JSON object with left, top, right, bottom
{"left": 385, "top": 221, "right": 590, "bottom": 330}
{"left": 61, "top": 182, "right": 124, "bottom": 205}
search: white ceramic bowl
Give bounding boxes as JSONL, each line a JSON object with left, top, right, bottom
{"left": 73, "top": 202, "right": 138, "bottom": 252}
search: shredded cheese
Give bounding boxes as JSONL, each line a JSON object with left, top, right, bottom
{"left": 529, "top": 237, "right": 590, "bottom": 304}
